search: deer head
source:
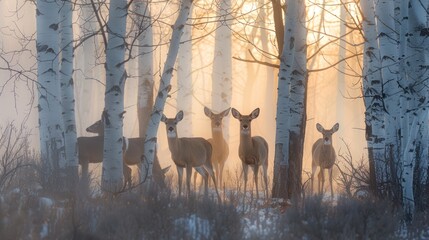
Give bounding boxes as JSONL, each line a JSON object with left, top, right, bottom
{"left": 316, "top": 123, "right": 339, "bottom": 145}
{"left": 161, "top": 111, "right": 184, "bottom": 138}
{"left": 231, "top": 108, "right": 260, "bottom": 135}
{"left": 86, "top": 120, "right": 104, "bottom": 135}
{"left": 204, "top": 107, "right": 230, "bottom": 131}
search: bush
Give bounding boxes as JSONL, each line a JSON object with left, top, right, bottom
{"left": 280, "top": 195, "right": 399, "bottom": 240}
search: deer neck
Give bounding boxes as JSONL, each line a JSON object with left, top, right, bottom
{"left": 239, "top": 132, "right": 253, "bottom": 151}
{"left": 167, "top": 136, "right": 181, "bottom": 158}
{"left": 320, "top": 142, "right": 334, "bottom": 154}
{"left": 211, "top": 129, "right": 224, "bottom": 143}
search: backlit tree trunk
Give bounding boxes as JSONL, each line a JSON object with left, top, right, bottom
{"left": 59, "top": 0, "right": 78, "bottom": 192}
{"left": 36, "top": 0, "right": 66, "bottom": 191}
{"left": 272, "top": 0, "right": 295, "bottom": 199}
{"left": 287, "top": 0, "right": 307, "bottom": 199}
{"left": 143, "top": 0, "right": 193, "bottom": 188}
{"left": 212, "top": 0, "right": 232, "bottom": 141}
{"left": 177, "top": 4, "right": 193, "bottom": 137}
{"left": 360, "top": 0, "right": 387, "bottom": 197}
{"left": 101, "top": 0, "right": 128, "bottom": 193}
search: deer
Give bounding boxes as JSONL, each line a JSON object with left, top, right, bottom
{"left": 77, "top": 135, "right": 131, "bottom": 189}
{"left": 311, "top": 123, "right": 339, "bottom": 198}
{"left": 194, "top": 107, "right": 230, "bottom": 188}
{"left": 231, "top": 108, "right": 269, "bottom": 199}
{"left": 86, "top": 119, "right": 170, "bottom": 189}
{"left": 161, "top": 111, "right": 221, "bottom": 201}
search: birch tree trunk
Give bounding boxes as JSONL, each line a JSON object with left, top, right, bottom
{"left": 60, "top": 0, "right": 78, "bottom": 192}
{"left": 360, "top": 0, "right": 387, "bottom": 197}
{"left": 133, "top": 0, "right": 155, "bottom": 185}
{"left": 142, "top": 0, "right": 193, "bottom": 188}
{"left": 407, "top": 0, "right": 429, "bottom": 211}
{"left": 177, "top": 4, "right": 193, "bottom": 137}
{"left": 135, "top": 0, "right": 154, "bottom": 139}
{"left": 76, "top": 0, "right": 101, "bottom": 134}
{"left": 375, "top": 0, "right": 402, "bottom": 202}
{"left": 212, "top": 0, "right": 232, "bottom": 141}
{"left": 287, "top": 0, "right": 307, "bottom": 199}
{"left": 101, "top": 0, "right": 128, "bottom": 193}
{"left": 272, "top": 0, "right": 296, "bottom": 199}
{"left": 36, "top": 0, "right": 66, "bottom": 191}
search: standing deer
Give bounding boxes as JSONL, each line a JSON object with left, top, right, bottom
{"left": 231, "top": 108, "right": 268, "bottom": 199}
{"left": 86, "top": 120, "right": 170, "bottom": 189}
{"left": 311, "top": 123, "right": 339, "bottom": 198}
{"left": 161, "top": 111, "right": 221, "bottom": 201}
{"left": 77, "top": 135, "right": 131, "bottom": 189}
{"left": 197, "top": 107, "right": 230, "bottom": 187}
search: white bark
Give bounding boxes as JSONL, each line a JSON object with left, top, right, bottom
{"left": 212, "top": 0, "right": 232, "bottom": 141}
{"left": 134, "top": 0, "right": 154, "bottom": 183}
{"left": 76, "top": 0, "right": 102, "bottom": 135}
{"left": 60, "top": 0, "right": 78, "bottom": 186}
{"left": 135, "top": 0, "right": 154, "bottom": 138}
{"left": 177, "top": 5, "right": 193, "bottom": 137}
{"left": 375, "top": 1, "right": 401, "bottom": 158}
{"left": 408, "top": 0, "right": 429, "bottom": 189}
{"left": 101, "top": 0, "right": 128, "bottom": 192}
{"left": 272, "top": 0, "right": 297, "bottom": 198}
{"left": 36, "top": 0, "right": 66, "bottom": 189}
{"left": 287, "top": 0, "right": 307, "bottom": 198}
{"left": 143, "top": 0, "right": 193, "bottom": 187}
{"left": 360, "top": 0, "right": 388, "bottom": 194}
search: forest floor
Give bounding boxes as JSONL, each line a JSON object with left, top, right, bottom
{"left": 2, "top": 172, "right": 429, "bottom": 239}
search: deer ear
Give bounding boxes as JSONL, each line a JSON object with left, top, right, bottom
{"left": 161, "top": 114, "right": 167, "bottom": 122}
{"left": 332, "top": 123, "right": 339, "bottom": 132}
{"left": 222, "top": 107, "right": 231, "bottom": 117}
{"left": 176, "top": 111, "right": 184, "bottom": 122}
{"left": 250, "top": 108, "right": 260, "bottom": 119}
{"left": 231, "top": 108, "right": 240, "bottom": 119}
{"left": 204, "top": 107, "right": 212, "bottom": 118}
{"left": 316, "top": 123, "right": 324, "bottom": 132}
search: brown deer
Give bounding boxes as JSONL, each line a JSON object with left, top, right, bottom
{"left": 194, "top": 107, "right": 230, "bottom": 188}
{"left": 231, "top": 108, "right": 268, "bottom": 199}
{"left": 311, "top": 123, "right": 339, "bottom": 198}
{"left": 161, "top": 111, "right": 221, "bottom": 201}
{"left": 86, "top": 120, "right": 170, "bottom": 189}
{"left": 77, "top": 135, "right": 131, "bottom": 188}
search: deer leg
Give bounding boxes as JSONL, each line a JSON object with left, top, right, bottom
{"left": 123, "top": 164, "right": 132, "bottom": 189}
{"left": 219, "top": 161, "right": 225, "bottom": 189}
{"left": 177, "top": 166, "right": 183, "bottom": 197}
{"left": 253, "top": 165, "right": 260, "bottom": 199}
{"left": 242, "top": 162, "right": 249, "bottom": 197}
{"left": 194, "top": 167, "right": 208, "bottom": 196}
{"left": 262, "top": 162, "right": 269, "bottom": 199}
{"left": 186, "top": 165, "right": 192, "bottom": 197}
{"left": 319, "top": 168, "right": 325, "bottom": 195}
{"left": 311, "top": 163, "right": 317, "bottom": 194}
{"left": 203, "top": 164, "right": 221, "bottom": 202}
{"left": 329, "top": 167, "right": 334, "bottom": 198}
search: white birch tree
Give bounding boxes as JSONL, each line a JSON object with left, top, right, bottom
{"left": 36, "top": 0, "right": 66, "bottom": 191}
{"left": 76, "top": 0, "right": 102, "bottom": 134}
{"left": 272, "top": 0, "right": 296, "bottom": 199}
{"left": 360, "top": 0, "right": 387, "bottom": 197}
{"left": 286, "top": 0, "right": 307, "bottom": 198}
{"left": 212, "top": 0, "right": 232, "bottom": 141}
{"left": 101, "top": 0, "right": 128, "bottom": 192}
{"left": 374, "top": 0, "right": 402, "bottom": 202}
{"left": 59, "top": 0, "right": 78, "bottom": 190}
{"left": 142, "top": 0, "right": 193, "bottom": 187}
{"left": 177, "top": 4, "right": 193, "bottom": 137}
{"left": 135, "top": 0, "right": 154, "bottom": 139}
{"left": 407, "top": 0, "right": 429, "bottom": 211}
{"left": 133, "top": 0, "right": 154, "bottom": 184}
